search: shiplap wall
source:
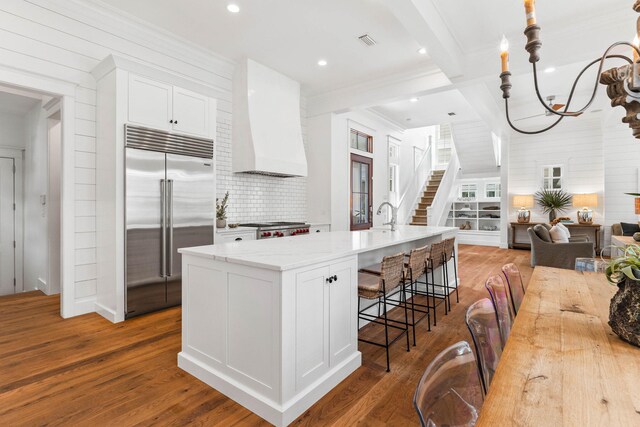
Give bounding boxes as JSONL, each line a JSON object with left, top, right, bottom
{"left": 603, "top": 116, "right": 640, "bottom": 247}
{"left": 2, "top": 0, "right": 307, "bottom": 315}
{"left": 451, "top": 120, "right": 500, "bottom": 175}
{"left": 508, "top": 117, "right": 605, "bottom": 224}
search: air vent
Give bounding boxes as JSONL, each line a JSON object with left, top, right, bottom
{"left": 125, "top": 125, "right": 214, "bottom": 159}
{"left": 358, "top": 34, "right": 377, "bottom": 46}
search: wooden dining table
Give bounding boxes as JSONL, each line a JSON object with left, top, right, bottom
{"left": 476, "top": 266, "right": 640, "bottom": 426}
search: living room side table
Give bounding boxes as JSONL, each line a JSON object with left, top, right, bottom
{"left": 509, "top": 222, "right": 601, "bottom": 253}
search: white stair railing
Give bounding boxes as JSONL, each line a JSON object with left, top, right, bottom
{"left": 397, "top": 142, "right": 433, "bottom": 224}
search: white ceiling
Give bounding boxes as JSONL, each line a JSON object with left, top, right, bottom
{"left": 432, "top": 0, "right": 625, "bottom": 54}
{"left": 370, "top": 89, "right": 479, "bottom": 129}
{"left": 97, "top": 0, "right": 432, "bottom": 95}
{"left": 0, "top": 91, "right": 39, "bottom": 116}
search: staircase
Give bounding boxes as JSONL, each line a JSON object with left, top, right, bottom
{"left": 410, "top": 170, "right": 445, "bottom": 226}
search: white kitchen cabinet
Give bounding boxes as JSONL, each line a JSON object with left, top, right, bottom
{"left": 294, "top": 258, "right": 356, "bottom": 391}
{"left": 128, "top": 74, "right": 173, "bottom": 131}
{"left": 128, "top": 73, "right": 211, "bottom": 138}
{"left": 215, "top": 229, "right": 256, "bottom": 244}
{"left": 172, "top": 86, "right": 210, "bottom": 137}
{"left": 310, "top": 224, "right": 331, "bottom": 233}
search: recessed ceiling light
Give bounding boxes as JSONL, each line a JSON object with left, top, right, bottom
{"left": 544, "top": 67, "right": 556, "bottom": 73}
{"left": 317, "top": 59, "right": 327, "bottom": 67}
{"left": 410, "top": 97, "right": 419, "bottom": 103}
{"left": 227, "top": 3, "right": 240, "bottom": 13}
{"left": 418, "top": 47, "right": 427, "bottom": 55}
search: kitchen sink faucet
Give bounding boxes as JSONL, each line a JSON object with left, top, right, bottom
{"left": 376, "top": 202, "right": 398, "bottom": 231}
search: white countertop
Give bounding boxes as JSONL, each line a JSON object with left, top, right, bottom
{"left": 179, "top": 225, "right": 457, "bottom": 271}
{"left": 215, "top": 226, "right": 257, "bottom": 235}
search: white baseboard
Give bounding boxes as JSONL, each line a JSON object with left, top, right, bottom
{"left": 73, "top": 296, "right": 96, "bottom": 316}
{"left": 178, "top": 351, "right": 361, "bottom": 427}
{"left": 94, "top": 301, "right": 118, "bottom": 322}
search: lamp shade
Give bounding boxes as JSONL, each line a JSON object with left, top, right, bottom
{"left": 572, "top": 193, "right": 598, "bottom": 208}
{"left": 513, "top": 195, "right": 534, "bottom": 208}
{"left": 635, "top": 197, "right": 640, "bottom": 215}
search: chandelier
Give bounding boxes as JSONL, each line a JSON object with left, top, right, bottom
{"left": 500, "top": 0, "right": 640, "bottom": 137}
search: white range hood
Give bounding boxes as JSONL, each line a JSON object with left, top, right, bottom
{"left": 233, "top": 59, "right": 307, "bottom": 177}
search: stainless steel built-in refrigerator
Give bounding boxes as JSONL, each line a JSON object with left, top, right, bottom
{"left": 125, "top": 125, "right": 214, "bottom": 318}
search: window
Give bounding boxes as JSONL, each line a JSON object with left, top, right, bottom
{"left": 350, "top": 129, "right": 373, "bottom": 153}
{"left": 486, "top": 183, "right": 501, "bottom": 198}
{"left": 460, "top": 184, "right": 477, "bottom": 199}
{"left": 389, "top": 164, "right": 398, "bottom": 193}
{"left": 436, "top": 124, "right": 453, "bottom": 166}
{"left": 542, "top": 166, "right": 563, "bottom": 190}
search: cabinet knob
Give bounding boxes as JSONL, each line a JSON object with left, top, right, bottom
{"left": 333, "top": 275, "right": 338, "bottom": 282}
{"left": 174, "top": 120, "right": 178, "bottom": 124}
{"left": 235, "top": 237, "right": 242, "bottom": 241}
{"left": 326, "top": 277, "right": 333, "bottom": 284}
{"left": 170, "top": 119, "right": 174, "bottom": 124}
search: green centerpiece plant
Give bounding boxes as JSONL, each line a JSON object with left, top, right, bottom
{"left": 534, "top": 188, "right": 572, "bottom": 222}
{"left": 606, "top": 244, "right": 640, "bottom": 347}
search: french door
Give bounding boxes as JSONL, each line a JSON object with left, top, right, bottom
{"left": 350, "top": 154, "right": 373, "bottom": 231}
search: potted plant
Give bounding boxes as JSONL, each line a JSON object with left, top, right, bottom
{"left": 216, "top": 191, "right": 229, "bottom": 229}
{"left": 534, "top": 188, "right": 572, "bottom": 222}
{"left": 606, "top": 244, "right": 640, "bottom": 347}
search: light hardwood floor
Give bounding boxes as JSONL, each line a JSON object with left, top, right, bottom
{"left": 0, "top": 245, "right": 533, "bottom": 426}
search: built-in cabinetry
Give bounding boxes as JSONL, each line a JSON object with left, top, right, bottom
{"left": 92, "top": 55, "right": 218, "bottom": 323}
{"left": 178, "top": 253, "right": 359, "bottom": 426}
{"left": 310, "top": 223, "right": 331, "bottom": 233}
{"left": 295, "top": 259, "right": 356, "bottom": 390}
{"left": 215, "top": 227, "right": 257, "bottom": 244}
{"left": 128, "top": 74, "right": 210, "bottom": 137}
{"left": 445, "top": 178, "right": 502, "bottom": 247}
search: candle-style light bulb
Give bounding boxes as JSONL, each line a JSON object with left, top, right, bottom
{"left": 633, "top": 34, "right": 640, "bottom": 62}
{"left": 524, "top": 0, "right": 536, "bottom": 26}
{"left": 500, "top": 35, "right": 510, "bottom": 73}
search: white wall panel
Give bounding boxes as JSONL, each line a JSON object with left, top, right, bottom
{"left": 0, "top": 0, "right": 307, "bottom": 314}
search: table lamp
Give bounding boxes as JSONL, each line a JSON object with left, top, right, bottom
{"left": 635, "top": 198, "right": 640, "bottom": 215}
{"left": 513, "top": 195, "right": 534, "bottom": 223}
{"left": 573, "top": 193, "right": 598, "bottom": 224}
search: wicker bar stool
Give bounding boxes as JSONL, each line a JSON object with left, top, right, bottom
{"left": 408, "top": 241, "right": 448, "bottom": 327}
{"left": 358, "top": 252, "right": 410, "bottom": 372}
{"left": 443, "top": 237, "right": 460, "bottom": 310}
{"left": 398, "top": 245, "right": 431, "bottom": 346}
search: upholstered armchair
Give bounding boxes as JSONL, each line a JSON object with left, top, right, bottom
{"left": 527, "top": 225, "right": 595, "bottom": 269}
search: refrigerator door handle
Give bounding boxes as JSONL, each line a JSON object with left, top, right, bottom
{"left": 168, "top": 179, "right": 174, "bottom": 277}
{"left": 160, "top": 179, "right": 167, "bottom": 278}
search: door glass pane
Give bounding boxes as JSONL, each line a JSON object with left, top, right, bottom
{"left": 360, "top": 194, "right": 369, "bottom": 223}
{"left": 352, "top": 162, "right": 361, "bottom": 193}
{"left": 360, "top": 163, "right": 369, "bottom": 194}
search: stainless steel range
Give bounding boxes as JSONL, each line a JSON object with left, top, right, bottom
{"left": 239, "top": 221, "right": 311, "bottom": 239}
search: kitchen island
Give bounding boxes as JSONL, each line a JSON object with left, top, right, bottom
{"left": 177, "top": 225, "right": 457, "bottom": 426}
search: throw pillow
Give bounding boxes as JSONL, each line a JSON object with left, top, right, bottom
{"left": 621, "top": 222, "right": 640, "bottom": 237}
{"left": 556, "top": 223, "right": 571, "bottom": 238}
{"left": 549, "top": 225, "right": 569, "bottom": 243}
{"left": 533, "top": 224, "right": 552, "bottom": 242}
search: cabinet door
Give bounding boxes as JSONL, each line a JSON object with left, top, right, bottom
{"left": 172, "top": 86, "right": 210, "bottom": 137}
{"left": 128, "top": 74, "right": 173, "bottom": 131}
{"left": 295, "top": 265, "right": 330, "bottom": 391}
{"left": 329, "top": 259, "right": 356, "bottom": 367}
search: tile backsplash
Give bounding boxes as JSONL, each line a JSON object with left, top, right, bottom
{"left": 215, "top": 105, "right": 308, "bottom": 223}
